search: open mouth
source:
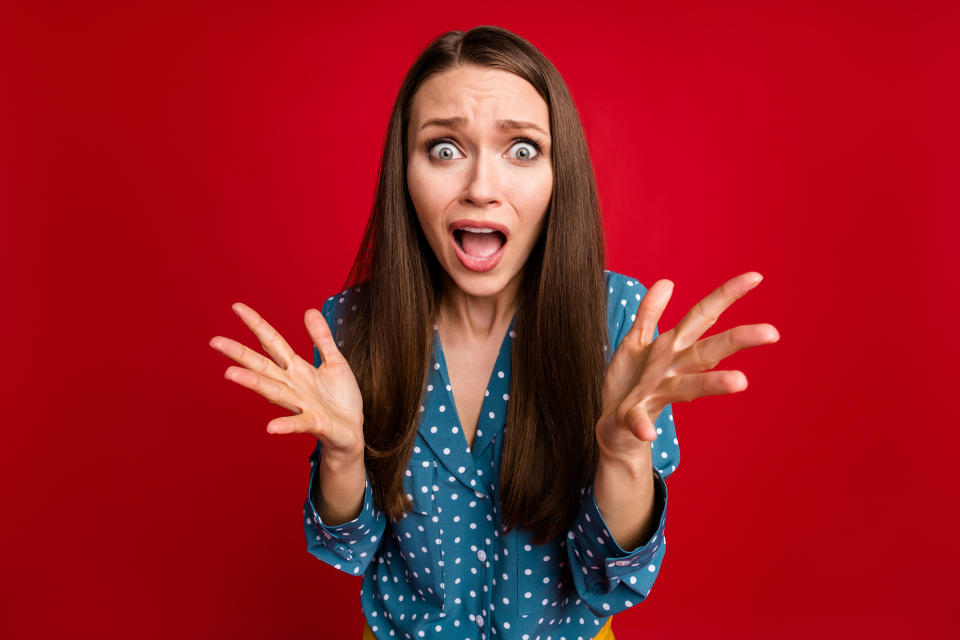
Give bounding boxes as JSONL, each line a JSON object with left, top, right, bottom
{"left": 450, "top": 228, "right": 507, "bottom": 273}
{"left": 452, "top": 228, "right": 507, "bottom": 259}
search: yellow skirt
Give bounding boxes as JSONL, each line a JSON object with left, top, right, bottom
{"left": 362, "top": 615, "right": 613, "bottom": 639}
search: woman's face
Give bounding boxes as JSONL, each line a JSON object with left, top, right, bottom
{"left": 406, "top": 64, "right": 553, "bottom": 302}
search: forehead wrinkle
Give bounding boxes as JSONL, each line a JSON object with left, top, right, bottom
{"left": 418, "top": 116, "right": 550, "bottom": 138}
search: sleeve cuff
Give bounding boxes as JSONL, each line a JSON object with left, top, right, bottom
{"left": 569, "top": 467, "right": 668, "bottom": 591}
{"left": 304, "top": 443, "right": 380, "bottom": 569}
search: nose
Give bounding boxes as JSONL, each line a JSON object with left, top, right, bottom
{"left": 461, "top": 148, "right": 502, "bottom": 208}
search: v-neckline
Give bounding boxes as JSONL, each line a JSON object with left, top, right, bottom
{"left": 433, "top": 312, "right": 516, "bottom": 456}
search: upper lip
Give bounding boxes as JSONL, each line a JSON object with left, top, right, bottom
{"left": 449, "top": 219, "right": 510, "bottom": 239}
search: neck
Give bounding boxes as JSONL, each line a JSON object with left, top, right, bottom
{"left": 438, "top": 271, "right": 521, "bottom": 341}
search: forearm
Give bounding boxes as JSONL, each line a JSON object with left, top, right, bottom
{"left": 314, "top": 447, "right": 367, "bottom": 526}
{"left": 593, "top": 444, "right": 657, "bottom": 551}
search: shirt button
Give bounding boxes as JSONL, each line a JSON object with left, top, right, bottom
{"left": 476, "top": 616, "right": 484, "bottom": 628}
{"left": 477, "top": 549, "right": 487, "bottom": 562}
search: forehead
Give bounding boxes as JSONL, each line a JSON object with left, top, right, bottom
{"left": 409, "top": 65, "right": 549, "bottom": 130}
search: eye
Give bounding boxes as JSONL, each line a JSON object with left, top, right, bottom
{"left": 426, "top": 139, "right": 464, "bottom": 162}
{"left": 508, "top": 139, "right": 542, "bottom": 162}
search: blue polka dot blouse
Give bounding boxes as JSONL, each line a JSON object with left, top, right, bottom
{"left": 304, "top": 270, "right": 680, "bottom": 640}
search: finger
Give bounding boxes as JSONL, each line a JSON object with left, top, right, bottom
{"left": 672, "top": 323, "right": 780, "bottom": 374}
{"left": 624, "top": 403, "right": 658, "bottom": 442}
{"left": 231, "top": 303, "right": 297, "bottom": 369}
{"left": 624, "top": 280, "right": 674, "bottom": 348}
{"left": 305, "top": 308, "right": 344, "bottom": 367}
{"left": 266, "top": 412, "right": 319, "bottom": 435}
{"left": 673, "top": 272, "right": 763, "bottom": 351}
{"left": 223, "top": 365, "right": 301, "bottom": 413}
{"left": 660, "top": 370, "right": 749, "bottom": 403}
{"left": 209, "top": 335, "right": 286, "bottom": 381}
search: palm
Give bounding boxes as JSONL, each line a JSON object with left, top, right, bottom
{"left": 209, "top": 303, "right": 365, "bottom": 458}
{"left": 596, "top": 272, "right": 780, "bottom": 460}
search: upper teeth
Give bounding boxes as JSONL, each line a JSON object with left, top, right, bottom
{"left": 460, "top": 227, "right": 495, "bottom": 233}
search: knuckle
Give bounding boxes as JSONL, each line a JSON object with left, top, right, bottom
{"left": 258, "top": 356, "right": 272, "bottom": 375}
{"left": 653, "top": 330, "right": 678, "bottom": 355}
{"left": 692, "top": 343, "right": 715, "bottom": 371}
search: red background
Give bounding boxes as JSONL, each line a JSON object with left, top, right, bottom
{"left": 3, "top": 0, "right": 957, "bottom": 637}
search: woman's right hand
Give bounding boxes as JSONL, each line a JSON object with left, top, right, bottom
{"left": 209, "top": 303, "right": 365, "bottom": 461}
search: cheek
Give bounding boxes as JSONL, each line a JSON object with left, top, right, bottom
{"left": 407, "top": 163, "right": 448, "bottom": 240}
{"left": 511, "top": 168, "right": 553, "bottom": 222}
{"left": 408, "top": 161, "right": 449, "bottom": 213}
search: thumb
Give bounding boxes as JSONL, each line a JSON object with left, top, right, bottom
{"left": 305, "top": 308, "right": 344, "bottom": 367}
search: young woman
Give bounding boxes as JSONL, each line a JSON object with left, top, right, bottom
{"left": 209, "top": 26, "right": 779, "bottom": 640}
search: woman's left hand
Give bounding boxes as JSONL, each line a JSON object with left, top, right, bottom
{"left": 596, "top": 271, "right": 780, "bottom": 464}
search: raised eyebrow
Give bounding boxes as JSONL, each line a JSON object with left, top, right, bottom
{"left": 419, "top": 116, "right": 550, "bottom": 138}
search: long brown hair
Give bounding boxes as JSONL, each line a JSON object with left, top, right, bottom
{"left": 329, "top": 25, "right": 609, "bottom": 545}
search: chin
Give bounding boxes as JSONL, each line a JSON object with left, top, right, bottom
{"left": 446, "top": 268, "right": 509, "bottom": 297}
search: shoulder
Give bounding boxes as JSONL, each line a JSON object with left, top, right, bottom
{"left": 603, "top": 268, "right": 650, "bottom": 320}
{"left": 319, "top": 285, "right": 357, "bottom": 319}
{"left": 604, "top": 269, "right": 649, "bottom": 302}
{"left": 313, "top": 284, "right": 363, "bottom": 366}
{"left": 603, "top": 269, "right": 651, "bottom": 355}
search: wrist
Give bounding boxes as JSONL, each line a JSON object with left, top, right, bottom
{"left": 597, "top": 445, "right": 653, "bottom": 480}
{"left": 320, "top": 443, "right": 365, "bottom": 473}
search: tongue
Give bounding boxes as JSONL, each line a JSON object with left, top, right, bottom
{"left": 460, "top": 231, "right": 504, "bottom": 258}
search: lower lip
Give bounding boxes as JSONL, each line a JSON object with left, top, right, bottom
{"left": 451, "top": 232, "right": 507, "bottom": 273}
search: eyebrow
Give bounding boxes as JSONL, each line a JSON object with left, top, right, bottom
{"left": 418, "top": 116, "right": 550, "bottom": 138}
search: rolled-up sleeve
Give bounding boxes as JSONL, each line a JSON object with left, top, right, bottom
{"left": 565, "top": 467, "right": 668, "bottom": 616}
{"left": 303, "top": 440, "right": 385, "bottom": 576}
